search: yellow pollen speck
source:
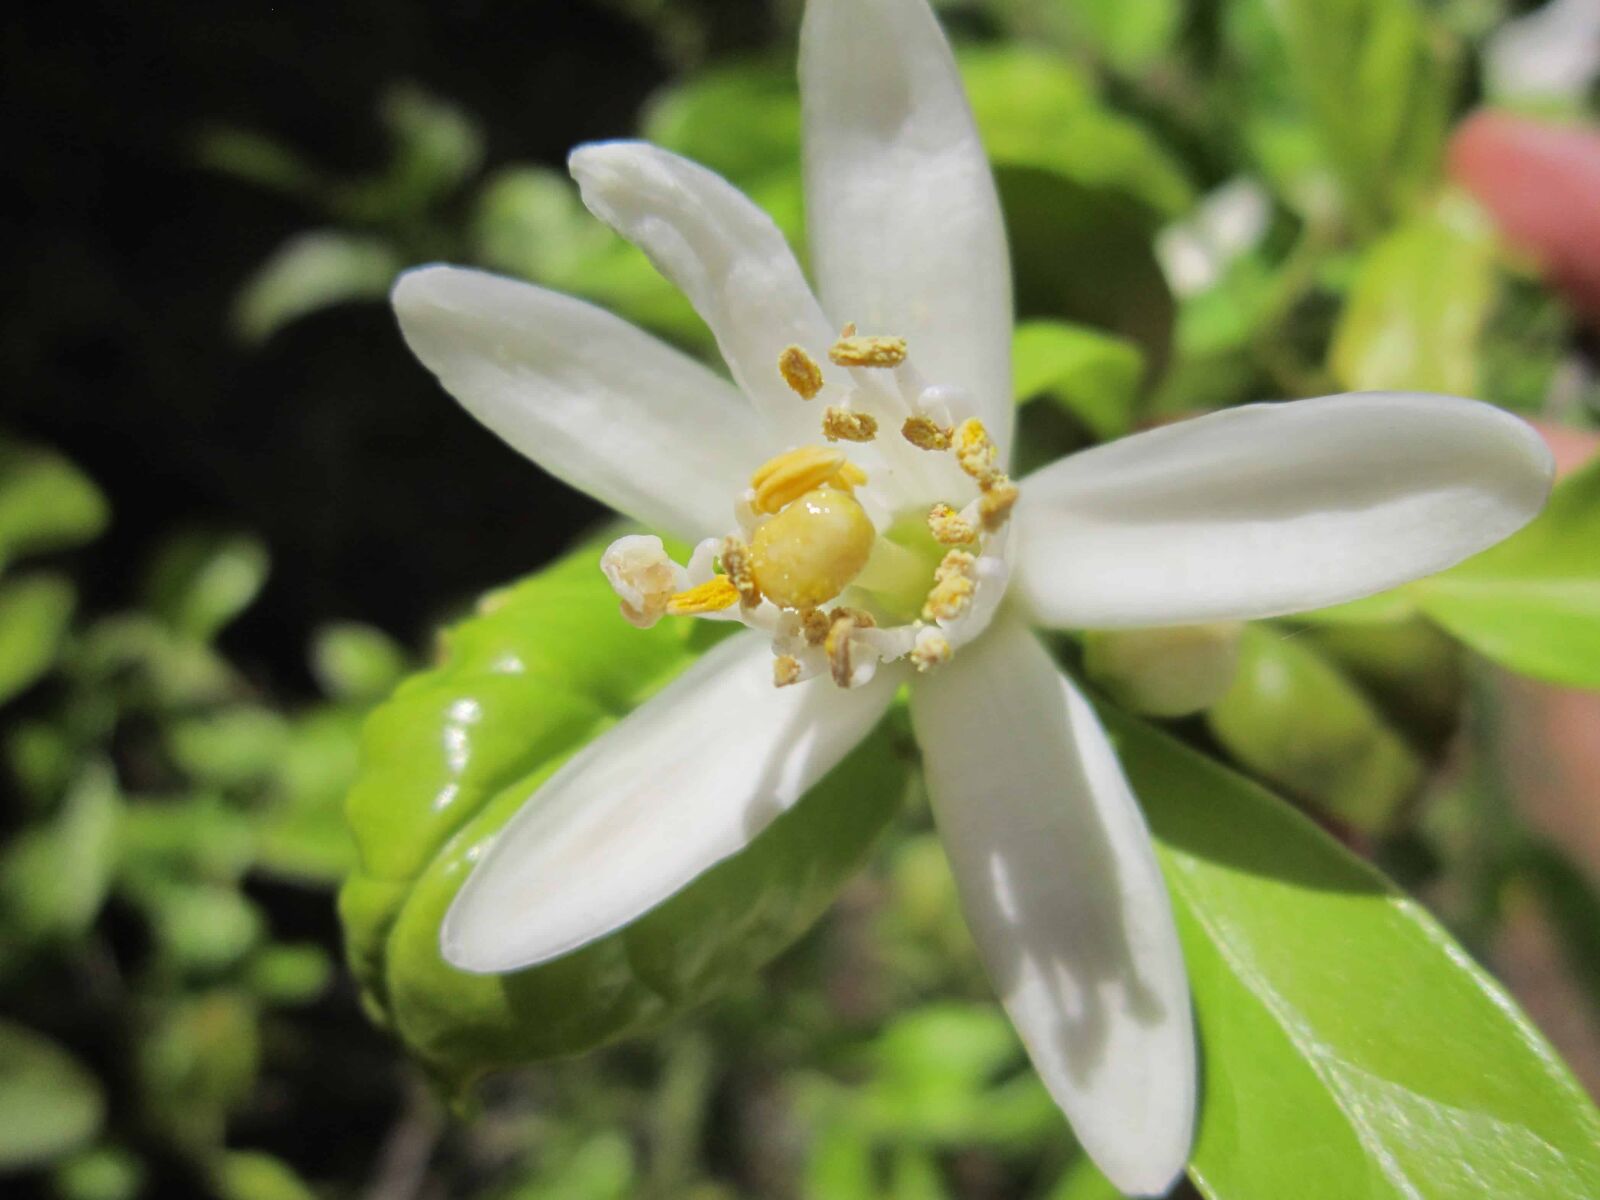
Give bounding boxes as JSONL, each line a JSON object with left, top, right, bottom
{"left": 902, "top": 415, "right": 953, "bottom": 452}
{"left": 779, "top": 345, "right": 824, "bottom": 400}
{"left": 802, "top": 608, "right": 832, "bottom": 646}
{"left": 773, "top": 655, "right": 803, "bottom": 688}
{"left": 750, "top": 446, "right": 865, "bottom": 514}
{"left": 721, "top": 536, "right": 762, "bottom": 608}
{"left": 927, "top": 503, "right": 976, "bottom": 546}
{"left": 830, "top": 334, "right": 908, "bottom": 369}
{"left": 911, "top": 629, "right": 952, "bottom": 673}
{"left": 666, "top": 576, "right": 740, "bottom": 616}
{"left": 923, "top": 550, "right": 977, "bottom": 622}
{"left": 956, "top": 419, "right": 1003, "bottom": 486}
{"left": 749, "top": 487, "right": 876, "bottom": 611}
{"left": 979, "top": 481, "right": 1020, "bottom": 531}
{"left": 822, "top": 406, "right": 878, "bottom": 443}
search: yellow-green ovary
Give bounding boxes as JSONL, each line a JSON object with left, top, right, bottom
{"left": 749, "top": 486, "right": 876, "bottom": 610}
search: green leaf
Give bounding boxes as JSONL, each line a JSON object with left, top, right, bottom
{"left": 1205, "top": 626, "right": 1423, "bottom": 833}
{"left": 0, "top": 1020, "right": 105, "bottom": 1170}
{"left": 0, "top": 440, "right": 109, "bottom": 570}
{"left": 961, "top": 48, "right": 1193, "bottom": 218}
{"left": 340, "top": 536, "right": 912, "bottom": 1090}
{"left": 142, "top": 531, "right": 270, "bottom": 643}
{"left": 988, "top": 0, "right": 1183, "bottom": 74}
{"left": 50, "top": 1145, "right": 146, "bottom": 1200}
{"left": 254, "top": 707, "right": 363, "bottom": 884}
{"left": 0, "top": 765, "right": 121, "bottom": 947}
{"left": 232, "top": 231, "right": 400, "bottom": 345}
{"left": 1103, "top": 708, "right": 1600, "bottom": 1199}
{"left": 1330, "top": 205, "right": 1498, "bottom": 394}
{"left": 135, "top": 991, "right": 259, "bottom": 1152}
{"left": 1263, "top": 0, "right": 1458, "bottom": 233}
{"left": 211, "top": 1151, "right": 317, "bottom": 1200}
{"left": 0, "top": 572, "right": 76, "bottom": 705}
{"left": 310, "top": 621, "right": 408, "bottom": 702}
{"left": 1012, "top": 320, "right": 1143, "bottom": 440}
{"left": 996, "top": 167, "right": 1174, "bottom": 381}
{"left": 642, "top": 60, "right": 802, "bottom": 185}
{"left": 1044, "top": 1156, "right": 1121, "bottom": 1200}
{"left": 1407, "top": 457, "right": 1600, "bottom": 689}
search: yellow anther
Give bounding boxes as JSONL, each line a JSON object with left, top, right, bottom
{"left": 720, "top": 537, "right": 762, "bottom": 608}
{"left": 773, "top": 655, "right": 803, "bottom": 688}
{"left": 978, "top": 481, "right": 1020, "bottom": 531}
{"left": 956, "top": 419, "right": 1003, "bottom": 486}
{"left": 779, "top": 345, "right": 824, "bottom": 400}
{"left": 822, "top": 406, "right": 878, "bottom": 443}
{"left": 666, "top": 576, "right": 740, "bottom": 616}
{"left": 927, "top": 503, "right": 976, "bottom": 546}
{"left": 750, "top": 446, "right": 865, "bottom": 515}
{"left": 830, "top": 334, "right": 908, "bottom": 369}
{"left": 749, "top": 486, "right": 877, "bottom": 611}
{"left": 911, "top": 628, "right": 953, "bottom": 673}
{"left": 923, "top": 550, "right": 977, "bottom": 622}
{"left": 902, "top": 415, "right": 953, "bottom": 452}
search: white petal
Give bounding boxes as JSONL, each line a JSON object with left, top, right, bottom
{"left": 801, "top": 0, "right": 1014, "bottom": 449}
{"left": 569, "top": 141, "right": 834, "bottom": 441}
{"left": 1015, "top": 392, "right": 1555, "bottom": 629}
{"left": 392, "top": 265, "right": 769, "bottom": 543}
{"left": 910, "top": 619, "right": 1193, "bottom": 1196}
{"left": 442, "top": 632, "right": 897, "bottom": 973}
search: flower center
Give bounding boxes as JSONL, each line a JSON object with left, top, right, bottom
{"left": 599, "top": 325, "right": 1021, "bottom": 689}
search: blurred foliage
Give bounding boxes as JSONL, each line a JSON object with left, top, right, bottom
{"left": 7, "top": 0, "right": 1600, "bottom": 1197}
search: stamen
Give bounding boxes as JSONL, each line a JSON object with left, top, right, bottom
{"left": 773, "top": 655, "right": 803, "bottom": 688}
{"left": 779, "top": 345, "right": 824, "bottom": 400}
{"left": 902, "top": 415, "right": 953, "bottom": 452}
{"left": 721, "top": 536, "right": 762, "bottom": 608}
{"left": 824, "top": 608, "right": 877, "bottom": 688}
{"left": 911, "top": 627, "right": 953, "bottom": 673}
{"left": 830, "top": 333, "right": 908, "bottom": 369}
{"left": 750, "top": 446, "right": 862, "bottom": 515}
{"left": 923, "top": 550, "right": 977, "bottom": 622}
{"left": 978, "top": 481, "right": 1020, "bottom": 532}
{"left": 601, "top": 535, "right": 685, "bottom": 629}
{"left": 822, "top": 406, "right": 878, "bottom": 443}
{"left": 927, "top": 503, "right": 976, "bottom": 546}
{"left": 666, "top": 576, "right": 740, "bottom": 616}
{"left": 955, "top": 419, "right": 1004, "bottom": 487}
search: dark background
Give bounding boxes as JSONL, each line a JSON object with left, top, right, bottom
{"left": 3, "top": 0, "right": 797, "bottom": 683}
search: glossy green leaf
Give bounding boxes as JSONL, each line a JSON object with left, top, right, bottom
{"left": 1330, "top": 205, "right": 1498, "bottom": 395}
{"left": 232, "top": 231, "right": 401, "bottom": 345}
{"left": 1012, "top": 320, "right": 1143, "bottom": 440}
{"left": 1407, "top": 457, "right": 1600, "bottom": 689}
{"left": 340, "top": 537, "right": 912, "bottom": 1091}
{"left": 0, "top": 1020, "right": 105, "bottom": 1170}
{"left": 142, "top": 531, "right": 270, "bottom": 643}
{"left": 0, "top": 441, "right": 109, "bottom": 570}
{"left": 0, "top": 572, "right": 75, "bottom": 705}
{"left": 1205, "top": 626, "right": 1423, "bottom": 833}
{"left": 1103, "top": 709, "right": 1600, "bottom": 1199}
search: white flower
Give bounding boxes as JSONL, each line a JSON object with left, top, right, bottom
{"left": 389, "top": 0, "right": 1554, "bottom": 1193}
